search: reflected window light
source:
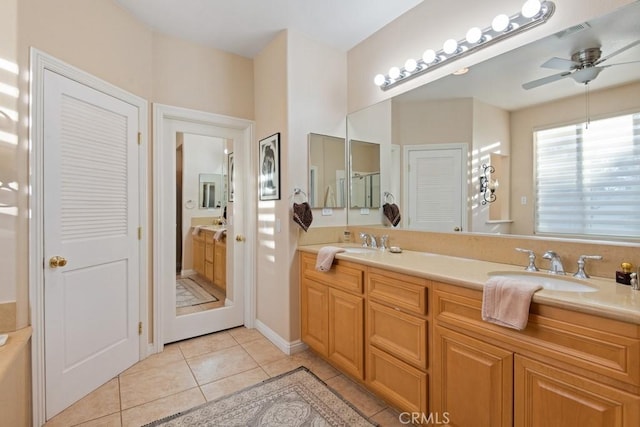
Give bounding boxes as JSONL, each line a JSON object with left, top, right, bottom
{"left": 0, "top": 107, "right": 19, "bottom": 122}
{"left": 0, "top": 130, "right": 18, "bottom": 145}
{"left": 258, "top": 213, "right": 276, "bottom": 222}
{"left": 0, "top": 82, "right": 19, "bottom": 98}
{"left": 266, "top": 255, "right": 275, "bottom": 263}
{"left": 0, "top": 58, "right": 18, "bottom": 75}
{"left": 259, "top": 227, "right": 274, "bottom": 236}
{"left": 260, "top": 240, "right": 275, "bottom": 249}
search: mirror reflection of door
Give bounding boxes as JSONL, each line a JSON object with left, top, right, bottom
{"left": 176, "top": 133, "right": 229, "bottom": 316}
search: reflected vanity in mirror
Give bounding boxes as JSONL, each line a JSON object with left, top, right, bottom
{"left": 349, "top": 139, "right": 381, "bottom": 209}
{"left": 345, "top": 1, "right": 640, "bottom": 240}
{"left": 307, "top": 133, "right": 346, "bottom": 208}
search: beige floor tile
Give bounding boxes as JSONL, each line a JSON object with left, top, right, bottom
{"left": 45, "top": 378, "right": 120, "bottom": 427}
{"left": 120, "top": 387, "right": 205, "bottom": 427}
{"left": 370, "top": 408, "right": 407, "bottom": 427}
{"left": 292, "top": 350, "right": 341, "bottom": 380}
{"left": 119, "top": 359, "right": 197, "bottom": 410}
{"left": 76, "top": 412, "right": 122, "bottom": 427}
{"left": 187, "top": 345, "right": 258, "bottom": 385}
{"left": 241, "top": 336, "right": 287, "bottom": 365}
{"left": 227, "top": 326, "right": 264, "bottom": 344}
{"left": 325, "top": 375, "right": 387, "bottom": 417}
{"left": 260, "top": 355, "right": 306, "bottom": 377}
{"left": 177, "top": 331, "right": 238, "bottom": 359}
{"left": 120, "top": 343, "right": 184, "bottom": 377}
{"left": 200, "top": 367, "right": 269, "bottom": 401}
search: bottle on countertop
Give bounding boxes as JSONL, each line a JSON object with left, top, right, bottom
{"left": 616, "top": 262, "right": 634, "bottom": 285}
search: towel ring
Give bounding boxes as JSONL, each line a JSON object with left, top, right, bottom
{"left": 290, "top": 187, "right": 308, "bottom": 203}
{"left": 383, "top": 191, "right": 395, "bottom": 203}
{"left": 185, "top": 200, "right": 195, "bottom": 209}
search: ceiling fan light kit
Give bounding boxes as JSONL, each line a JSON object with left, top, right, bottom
{"left": 374, "top": 0, "right": 555, "bottom": 90}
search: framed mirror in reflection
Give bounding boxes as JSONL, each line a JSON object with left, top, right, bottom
{"left": 307, "top": 133, "right": 346, "bottom": 208}
{"left": 346, "top": 1, "right": 640, "bottom": 240}
{"left": 349, "top": 140, "right": 380, "bottom": 209}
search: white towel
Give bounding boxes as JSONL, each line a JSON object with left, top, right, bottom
{"left": 315, "top": 246, "right": 346, "bottom": 272}
{"left": 481, "top": 276, "right": 542, "bottom": 330}
{"left": 214, "top": 228, "right": 226, "bottom": 241}
{"left": 191, "top": 226, "right": 202, "bottom": 236}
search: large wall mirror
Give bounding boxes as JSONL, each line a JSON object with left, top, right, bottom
{"left": 349, "top": 140, "right": 380, "bottom": 209}
{"left": 308, "top": 133, "right": 346, "bottom": 208}
{"left": 346, "top": 1, "right": 640, "bottom": 240}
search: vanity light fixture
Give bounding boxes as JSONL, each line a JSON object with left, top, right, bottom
{"left": 374, "top": 0, "right": 555, "bottom": 90}
{"left": 480, "top": 164, "right": 498, "bottom": 205}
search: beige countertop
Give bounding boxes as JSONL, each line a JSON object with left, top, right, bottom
{"left": 192, "top": 225, "right": 226, "bottom": 232}
{"left": 299, "top": 244, "right": 640, "bottom": 325}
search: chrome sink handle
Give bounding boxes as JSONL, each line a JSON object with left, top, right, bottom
{"left": 573, "top": 255, "right": 603, "bottom": 279}
{"left": 515, "top": 248, "right": 539, "bottom": 271}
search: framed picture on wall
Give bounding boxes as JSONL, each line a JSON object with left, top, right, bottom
{"left": 227, "top": 152, "right": 235, "bottom": 202}
{"left": 259, "top": 133, "right": 281, "bottom": 200}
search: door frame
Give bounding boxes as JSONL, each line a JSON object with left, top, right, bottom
{"left": 402, "top": 143, "right": 468, "bottom": 232}
{"left": 28, "top": 49, "right": 149, "bottom": 426}
{"left": 152, "top": 104, "right": 256, "bottom": 353}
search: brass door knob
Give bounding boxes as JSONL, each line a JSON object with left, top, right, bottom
{"left": 49, "top": 256, "right": 68, "bottom": 268}
{"left": 235, "top": 235, "right": 246, "bottom": 242}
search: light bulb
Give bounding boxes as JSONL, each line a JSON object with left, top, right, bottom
{"left": 466, "top": 27, "right": 483, "bottom": 44}
{"left": 443, "top": 39, "right": 458, "bottom": 55}
{"left": 373, "top": 74, "right": 386, "bottom": 86}
{"left": 389, "top": 66, "right": 401, "bottom": 80}
{"left": 521, "top": 0, "right": 542, "bottom": 18}
{"left": 404, "top": 58, "right": 418, "bottom": 73}
{"left": 492, "top": 14, "right": 510, "bottom": 32}
{"left": 422, "top": 49, "right": 437, "bottom": 64}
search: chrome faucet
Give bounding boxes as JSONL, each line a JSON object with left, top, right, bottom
{"left": 573, "top": 255, "right": 603, "bottom": 279}
{"left": 515, "top": 248, "right": 539, "bottom": 271}
{"left": 359, "top": 232, "right": 377, "bottom": 248}
{"left": 542, "top": 251, "right": 565, "bottom": 275}
{"left": 369, "top": 235, "right": 378, "bottom": 248}
{"left": 379, "top": 235, "right": 389, "bottom": 251}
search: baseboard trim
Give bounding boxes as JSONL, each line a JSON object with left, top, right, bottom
{"left": 254, "top": 319, "right": 308, "bottom": 356}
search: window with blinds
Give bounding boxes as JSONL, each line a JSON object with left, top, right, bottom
{"left": 534, "top": 112, "right": 640, "bottom": 238}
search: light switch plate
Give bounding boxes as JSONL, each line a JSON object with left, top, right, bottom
{"left": 321, "top": 208, "right": 333, "bottom": 216}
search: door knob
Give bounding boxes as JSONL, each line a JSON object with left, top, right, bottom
{"left": 49, "top": 256, "right": 68, "bottom": 268}
{"left": 453, "top": 227, "right": 462, "bottom": 232}
{"left": 235, "top": 235, "right": 246, "bottom": 242}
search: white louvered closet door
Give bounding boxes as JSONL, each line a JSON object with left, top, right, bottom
{"left": 43, "top": 70, "right": 140, "bottom": 419}
{"left": 407, "top": 147, "right": 464, "bottom": 232}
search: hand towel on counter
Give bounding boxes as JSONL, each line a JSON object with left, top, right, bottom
{"left": 293, "top": 202, "right": 313, "bottom": 232}
{"left": 191, "top": 225, "right": 202, "bottom": 236}
{"left": 383, "top": 202, "right": 401, "bottom": 227}
{"left": 315, "top": 246, "right": 346, "bottom": 272}
{"left": 481, "top": 276, "right": 542, "bottom": 330}
{"left": 214, "top": 228, "right": 226, "bottom": 241}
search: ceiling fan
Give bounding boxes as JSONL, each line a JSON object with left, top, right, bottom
{"left": 522, "top": 40, "right": 640, "bottom": 90}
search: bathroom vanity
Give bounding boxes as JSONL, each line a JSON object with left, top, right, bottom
{"left": 192, "top": 227, "right": 226, "bottom": 291}
{"left": 299, "top": 246, "right": 640, "bottom": 426}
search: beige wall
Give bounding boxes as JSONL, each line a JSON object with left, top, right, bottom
{"left": 510, "top": 80, "right": 640, "bottom": 235}
{"left": 347, "top": 0, "right": 634, "bottom": 112}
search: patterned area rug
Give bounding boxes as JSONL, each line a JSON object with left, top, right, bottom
{"left": 176, "top": 278, "right": 218, "bottom": 308}
{"left": 144, "top": 366, "right": 376, "bottom": 426}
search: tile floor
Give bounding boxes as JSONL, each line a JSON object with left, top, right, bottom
{"left": 45, "top": 327, "right": 405, "bottom": 426}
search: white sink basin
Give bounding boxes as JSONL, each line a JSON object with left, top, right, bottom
{"left": 342, "top": 247, "right": 378, "bottom": 254}
{"left": 488, "top": 271, "right": 598, "bottom": 293}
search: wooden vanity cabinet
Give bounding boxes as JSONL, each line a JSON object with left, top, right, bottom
{"left": 432, "top": 281, "right": 640, "bottom": 427}
{"left": 192, "top": 229, "right": 226, "bottom": 290}
{"left": 192, "top": 232, "right": 205, "bottom": 277}
{"left": 213, "top": 236, "right": 226, "bottom": 291}
{"left": 300, "top": 253, "right": 365, "bottom": 380}
{"left": 366, "top": 268, "right": 430, "bottom": 415}
{"left": 204, "top": 231, "right": 214, "bottom": 282}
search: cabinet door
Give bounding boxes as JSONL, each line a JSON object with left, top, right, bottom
{"left": 192, "top": 237, "right": 205, "bottom": 276}
{"left": 328, "top": 287, "right": 364, "bottom": 380}
{"left": 515, "top": 355, "right": 640, "bottom": 427}
{"left": 301, "top": 279, "right": 329, "bottom": 356}
{"left": 433, "top": 326, "right": 513, "bottom": 427}
{"left": 213, "top": 240, "right": 226, "bottom": 290}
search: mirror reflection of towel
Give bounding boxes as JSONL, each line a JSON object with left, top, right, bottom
{"left": 293, "top": 202, "right": 313, "bottom": 232}
{"left": 383, "top": 203, "right": 401, "bottom": 227}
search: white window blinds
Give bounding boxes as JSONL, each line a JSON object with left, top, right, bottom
{"left": 535, "top": 112, "right": 640, "bottom": 238}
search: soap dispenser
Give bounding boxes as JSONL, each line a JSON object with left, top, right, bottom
{"left": 616, "top": 262, "right": 634, "bottom": 285}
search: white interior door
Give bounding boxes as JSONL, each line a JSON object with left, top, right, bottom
{"left": 406, "top": 144, "right": 467, "bottom": 232}
{"left": 158, "top": 114, "right": 249, "bottom": 344}
{"left": 43, "top": 70, "right": 140, "bottom": 419}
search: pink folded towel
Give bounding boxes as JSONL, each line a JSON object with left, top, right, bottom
{"left": 481, "top": 276, "right": 542, "bottom": 330}
{"left": 315, "top": 246, "right": 346, "bottom": 272}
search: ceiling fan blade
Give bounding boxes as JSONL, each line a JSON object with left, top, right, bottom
{"left": 522, "top": 72, "right": 573, "bottom": 90}
{"left": 601, "top": 60, "right": 640, "bottom": 68}
{"left": 595, "top": 39, "right": 640, "bottom": 64}
{"left": 541, "top": 57, "right": 579, "bottom": 70}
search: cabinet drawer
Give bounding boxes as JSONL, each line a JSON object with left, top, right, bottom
{"left": 434, "top": 283, "right": 640, "bottom": 389}
{"left": 368, "top": 301, "right": 428, "bottom": 369}
{"left": 368, "top": 268, "right": 428, "bottom": 315}
{"left": 367, "top": 345, "right": 428, "bottom": 414}
{"left": 301, "top": 253, "right": 364, "bottom": 294}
